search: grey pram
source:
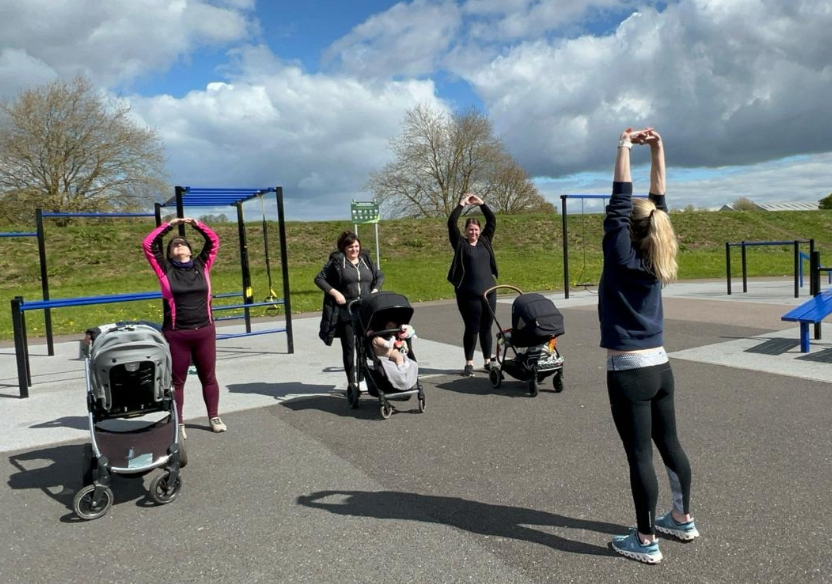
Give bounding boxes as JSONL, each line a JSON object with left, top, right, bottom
{"left": 73, "top": 323, "right": 185, "bottom": 520}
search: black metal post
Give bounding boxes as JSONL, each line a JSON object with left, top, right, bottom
{"left": 276, "top": 187, "right": 294, "bottom": 353}
{"left": 154, "top": 202, "right": 162, "bottom": 227}
{"left": 236, "top": 201, "right": 252, "bottom": 333}
{"left": 11, "top": 297, "right": 29, "bottom": 398}
{"left": 174, "top": 186, "right": 186, "bottom": 236}
{"left": 793, "top": 241, "right": 800, "bottom": 299}
{"left": 561, "top": 196, "right": 569, "bottom": 299}
{"left": 741, "top": 242, "right": 748, "bottom": 293}
{"left": 725, "top": 242, "right": 732, "bottom": 295}
{"left": 35, "top": 209, "right": 54, "bottom": 355}
{"left": 811, "top": 250, "right": 822, "bottom": 340}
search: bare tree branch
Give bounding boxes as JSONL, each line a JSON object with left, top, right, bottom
{"left": 0, "top": 76, "right": 167, "bottom": 222}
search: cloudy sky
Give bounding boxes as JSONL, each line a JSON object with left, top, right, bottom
{"left": 1, "top": 0, "right": 830, "bottom": 218}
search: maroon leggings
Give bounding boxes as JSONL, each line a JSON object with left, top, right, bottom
{"left": 164, "top": 324, "right": 220, "bottom": 420}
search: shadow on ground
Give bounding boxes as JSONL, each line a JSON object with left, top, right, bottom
{"left": 298, "top": 490, "right": 620, "bottom": 557}
{"left": 7, "top": 444, "right": 150, "bottom": 522}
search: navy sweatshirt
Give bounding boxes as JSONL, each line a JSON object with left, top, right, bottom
{"left": 598, "top": 182, "right": 667, "bottom": 350}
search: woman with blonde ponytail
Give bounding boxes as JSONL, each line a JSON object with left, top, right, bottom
{"left": 600, "top": 128, "right": 698, "bottom": 565}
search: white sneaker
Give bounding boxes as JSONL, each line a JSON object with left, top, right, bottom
{"left": 209, "top": 417, "right": 227, "bottom": 433}
{"left": 359, "top": 380, "right": 368, "bottom": 393}
{"left": 179, "top": 424, "right": 187, "bottom": 440}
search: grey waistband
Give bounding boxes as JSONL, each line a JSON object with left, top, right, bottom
{"left": 606, "top": 348, "right": 668, "bottom": 371}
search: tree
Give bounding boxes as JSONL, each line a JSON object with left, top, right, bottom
{"left": 366, "top": 104, "right": 551, "bottom": 217}
{"left": 732, "top": 196, "right": 757, "bottom": 211}
{"left": 0, "top": 77, "right": 166, "bottom": 223}
{"left": 819, "top": 193, "right": 832, "bottom": 210}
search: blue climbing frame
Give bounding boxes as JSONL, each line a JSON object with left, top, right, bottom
{"left": 160, "top": 186, "right": 293, "bottom": 351}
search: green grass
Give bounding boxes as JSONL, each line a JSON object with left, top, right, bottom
{"left": 2, "top": 209, "right": 831, "bottom": 340}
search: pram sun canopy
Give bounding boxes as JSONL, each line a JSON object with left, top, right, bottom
{"left": 89, "top": 323, "right": 171, "bottom": 411}
{"left": 511, "top": 293, "right": 565, "bottom": 347}
{"left": 355, "top": 291, "right": 414, "bottom": 336}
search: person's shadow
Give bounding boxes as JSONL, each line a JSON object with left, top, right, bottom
{"left": 8, "top": 444, "right": 152, "bottom": 522}
{"left": 297, "top": 490, "right": 620, "bottom": 556}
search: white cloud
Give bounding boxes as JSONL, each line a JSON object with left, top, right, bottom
{"left": 324, "top": 0, "right": 463, "bottom": 78}
{"left": 129, "top": 46, "right": 446, "bottom": 219}
{"left": 0, "top": 0, "right": 253, "bottom": 99}
{"left": 460, "top": 1, "right": 832, "bottom": 177}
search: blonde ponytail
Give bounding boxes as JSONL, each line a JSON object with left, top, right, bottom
{"left": 631, "top": 198, "right": 678, "bottom": 285}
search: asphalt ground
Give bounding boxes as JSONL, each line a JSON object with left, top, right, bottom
{"left": 2, "top": 281, "right": 831, "bottom": 584}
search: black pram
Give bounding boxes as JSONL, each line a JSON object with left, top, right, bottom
{"left": 347, "top": 291, "right": 425, "bottom": 419}
{"left": 484, "top": 285, "right": 565, "bottom": 397}
{"left": 73, "top": 323, "right": 185, "bottom": 520}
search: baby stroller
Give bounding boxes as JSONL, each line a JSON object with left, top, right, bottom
{"left": 484, "top": 285, "right": 565, "bottom": 397}
{"left": 73, "top": 323, "right": 185, "bottom": 520}
{"left": 347, "top": 291, "right": 426, "bottom": 419}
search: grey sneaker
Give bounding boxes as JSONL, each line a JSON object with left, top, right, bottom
{"left": 611, "top": 529, "right": 663, "bottom": 564}
{"left": 655, "top": 513, "right": 699, "bottom": 541}
{"left": 209, "top": 417, "right": 227, "bottom": 433}
{"left": 462, "top": 364, "right": 474, "bottom": 377}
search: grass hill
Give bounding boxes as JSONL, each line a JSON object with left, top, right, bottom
{"left": 1, "top": 209, "right": 830, "bottom": 340}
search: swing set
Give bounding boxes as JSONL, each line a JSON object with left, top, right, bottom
{"left": 559, "top": 193, "right": 649, "bottom": 299}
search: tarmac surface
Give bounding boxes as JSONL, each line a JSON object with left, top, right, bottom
{"left": 1, "top": 279, "right": 831, "bottom": 583}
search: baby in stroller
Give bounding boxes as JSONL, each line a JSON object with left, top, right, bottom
{"left": 347, "top": 291, "right": 426, "bottom": 419}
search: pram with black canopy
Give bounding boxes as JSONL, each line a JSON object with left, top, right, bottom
{"left": 484, "top": 285, "right": 565, "bottom": 397}
{"left": 347, "top": 291, "right": 425, "bottom": 419}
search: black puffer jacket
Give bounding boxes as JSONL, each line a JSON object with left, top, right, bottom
{"left": 315, "top": 250, "right": 384, "bottom": 345}
{"left": 447, "top": 203, "right": 498, "bottom": 288}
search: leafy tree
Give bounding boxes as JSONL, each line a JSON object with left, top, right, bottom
{"left": 199, "top": 213, "right": 229, "bottom": 223}
{"left": 819, "top": 192, "right": 832, "bottom": 210}
{"left": 367, "top": 104, "right": 551, "bottom": 217}
{"left": 732, "top": 196, "right": 757, "bottom": 211}
{"left": 0, "top": 76, "right": 166, "bottom": 223}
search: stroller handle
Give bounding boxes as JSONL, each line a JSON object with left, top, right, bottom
{"left": 482, "top": 285, "right": 523, "bottom": 300}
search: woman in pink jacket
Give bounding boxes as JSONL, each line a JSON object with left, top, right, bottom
{"left": 143, "top": 217, "right": 226, "bottom": 437}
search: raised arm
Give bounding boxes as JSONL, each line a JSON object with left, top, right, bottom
{"left": 190, "top": 219, "right": 220, "bottom": 270}
{"left": 645, "top": 128, "right": 667, "bottom": 212}
{"left": 603, "top": 128, "right": 645, "bottom": 263}
{"left": 142, "top": 223, "right": 173, "bottom": 278}
{"left": 447, "top": 195, "right": 468, "bottom": 249}
{"left": 467, "top": 194, "right": 495, "bottom": 242}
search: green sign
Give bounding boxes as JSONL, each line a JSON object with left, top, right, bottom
{"left": 350, "top": 200, "right": 380, "bottom": 224}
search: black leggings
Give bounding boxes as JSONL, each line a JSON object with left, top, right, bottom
{"left": 607, "top": 362, "right": 692, "bottom": 535}
{"left": 337, "top": 319, "right": 357, "bottom": 385}
{"left": 455, "top": 290, "right": 496, "bottom": 362}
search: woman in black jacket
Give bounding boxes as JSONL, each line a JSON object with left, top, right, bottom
{"left": 315, "top": 231, "right": 384, "bottom": 388}
{"left": 447, "top": 193, "right": 497, "bottom": 377}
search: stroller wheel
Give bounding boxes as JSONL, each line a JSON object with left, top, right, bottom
{"left": 149, "top": 471, "right": 183, "bottom": 505}
{"left": 346, "top": 384, "right": 360, "bottom": 409}
{"left": 489, "top": 367, "right": 502, "bottom": 389}
{"left": 417, "top": 396, "right": 426, "bottom": 413}
{"left": 553, "top": 370, "right": 565, "bottom": 393}
{"left": 528, "top": 379, "right": 539, "bottom": 397}
{"left": 380, "top": 401, "right": 394, "bottom": 419}
{"left": 73, "top": 484, "right": 113, "bottom": 521}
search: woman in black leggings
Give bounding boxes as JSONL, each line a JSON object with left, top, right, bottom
{"left": 447, "top": 193, "right": 497, "bottom": 377}
{"left": 600, "top": 127, "right": 698, "bottom": 565}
